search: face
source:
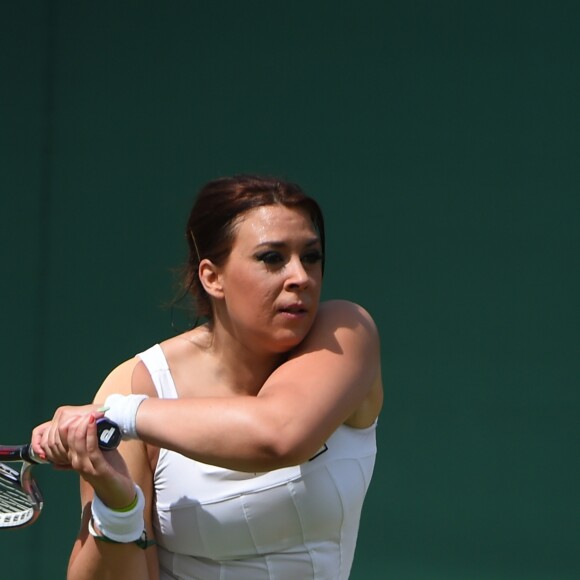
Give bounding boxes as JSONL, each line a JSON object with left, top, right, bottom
{"left": 211, "top": 204, "right": 323, "bottom": 354}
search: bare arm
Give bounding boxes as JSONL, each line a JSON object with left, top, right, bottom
{"left": 135, "top": 300, "right": 382, "bottom": 471}
{"left": 66, "top": 364, "right": 159, "bottom": 580}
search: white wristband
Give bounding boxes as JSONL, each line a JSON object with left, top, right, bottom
{"left": 91, "top": 484, "right": 145, "bottom": 543}
{"left": 103, "top": 394, "right": 148, "bottom": 440}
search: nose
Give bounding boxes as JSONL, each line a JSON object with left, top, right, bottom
{"left": 284, "top": 256, "right": 310, "bottom": 290}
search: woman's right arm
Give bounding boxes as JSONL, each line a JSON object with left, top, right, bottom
{"left": 64, "top": 360, "right": 160, "bottom": 580}
{"left": 67, "top": 443, "right": 158, "bottom": 579}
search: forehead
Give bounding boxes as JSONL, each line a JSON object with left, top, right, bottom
{"left": 233, "top": 205, "right": 318, "bottom": 244}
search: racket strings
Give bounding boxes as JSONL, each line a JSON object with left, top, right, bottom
{"left": 0, "top": 468, "right": 37, "bottom": 527}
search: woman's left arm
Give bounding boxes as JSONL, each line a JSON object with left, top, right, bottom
{"left": 136, "top": 300, "right": 382, "bottom": 471}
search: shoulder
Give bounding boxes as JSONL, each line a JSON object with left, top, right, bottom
{"left": 313, "top": 301, "right": 382, "bottom": 427}
{"left": 288, "top": 299, "right": 380, "bottom": 365}
{"left": 317, "top": 300, "right": 379, "bottom": 331}
{"left": 262, "top": 300, "right": 382, "bottom": 442}
{"left": 93, "top": 354, "right": 158, "bottom": 406}
{"left": 305, "top": 299, "right": 379, "bottom": 347}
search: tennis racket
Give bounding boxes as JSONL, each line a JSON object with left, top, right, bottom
{"left": 0, "top": 417, "right": 121, "bottom": 529}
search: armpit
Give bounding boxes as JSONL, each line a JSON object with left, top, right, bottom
{"left": 131, "top": 360, "right": 158, "bottom": 398}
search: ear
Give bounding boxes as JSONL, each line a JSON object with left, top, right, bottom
{"left": 198, "top": 258, "right": 224, "bottom": 299}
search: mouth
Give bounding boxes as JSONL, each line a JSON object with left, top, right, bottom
{"left": 278, "top": 303, "right": 308, "bottom": 315}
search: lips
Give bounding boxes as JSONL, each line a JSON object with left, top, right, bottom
{"left": 278, "top": 303, "right": 308, "bottom": 314}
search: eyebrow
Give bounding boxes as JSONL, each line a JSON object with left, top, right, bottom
{"left": 254, "top": 237, "right": 321, "bottom": 249}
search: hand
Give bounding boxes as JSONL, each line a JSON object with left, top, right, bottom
{"left": 33, "top": 409, "right": 136, "bottom": 509}
{"left": 32, "top": 404, "right": 102, "bottom": 465}
{"left": 65, "top": 412, "right": 136, "bottom": 509}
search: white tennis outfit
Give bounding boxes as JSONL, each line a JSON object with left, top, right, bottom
{"left": 138, "top": 345, "right": 377, "bottom": 580}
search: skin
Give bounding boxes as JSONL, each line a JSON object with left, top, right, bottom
{"left": 32, "top": 204, "right": 383, "bottom": 580}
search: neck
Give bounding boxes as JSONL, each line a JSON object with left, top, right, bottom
{"left": 200, "top": 324, "right": 286, "bottom": 396}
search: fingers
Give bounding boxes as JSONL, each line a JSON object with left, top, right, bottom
{"left": 65, "top": 415, "right": 137, "bottom": 507}
{"left": 34, "top": 404, "right": 103, "bottom": 464}
{"left": 45, "top": 413, "right": 71, "bottom": 463}
{"left": 65, "top": 414, "right": 103, "bottom": 474}
{"left": 65, "top": 414, "right": 115, "bottom": 476}
{"left": 32, "top": 406, "right": 136, "bottom": 507}
{"left": 36, "top": 409, "right": 71, "bottom": 465}
{"left": 31, "top": 421, "right": 51, "bottom": 460}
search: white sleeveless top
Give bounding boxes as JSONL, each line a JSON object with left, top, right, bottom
{"left": 138, "top": 344, "right": 377, "bottom": 580}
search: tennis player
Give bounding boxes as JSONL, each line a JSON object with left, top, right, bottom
{"left": 33, "top": 175, "right": 383, "bottom": 580}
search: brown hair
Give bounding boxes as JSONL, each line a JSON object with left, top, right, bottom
{"left": 182, "top": 174, "right": 325, "bottom": 321}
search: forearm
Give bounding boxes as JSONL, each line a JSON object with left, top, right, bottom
{"left": 105, "top": 306, "right": 378, "bottom": 471}
{"left": 68, "top": 538, "right": 151, "bottom": 580}
{"left": 134, "top": 396, "right": 302, "bottom": 471}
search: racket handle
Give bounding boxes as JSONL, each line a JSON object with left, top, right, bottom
{"left": 96, "top": 417, "right": 122, "bottom": 450}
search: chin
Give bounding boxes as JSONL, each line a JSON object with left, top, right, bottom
{"left": 268, "top": 329, "right": 310, "bottom": 354}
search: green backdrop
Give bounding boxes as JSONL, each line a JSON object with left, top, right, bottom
{"left": 1, "top": 2, "right": 578, "bottom": 578}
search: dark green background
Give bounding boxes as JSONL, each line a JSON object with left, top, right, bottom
{"left": 1, "top": 2, "right": 578, "bottom": 578}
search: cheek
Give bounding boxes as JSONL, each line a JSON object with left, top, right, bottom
{"left": 225, "top": 271, "right": 279, "bottom": 315}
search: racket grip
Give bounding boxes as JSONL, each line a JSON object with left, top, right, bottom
{"left": 96, "top": 418, "right": 122, "bottom": 450}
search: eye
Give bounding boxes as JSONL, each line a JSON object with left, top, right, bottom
{"left": 255, "top": 251, "right": 284, "bottom": 265}
{"left": 302, "top": 250, "right": 323, "bottom": 265}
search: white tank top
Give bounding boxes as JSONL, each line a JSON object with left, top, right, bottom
{"left": 138, "top": 344, "right": 377, "bottom": 580}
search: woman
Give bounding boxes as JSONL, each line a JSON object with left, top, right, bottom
{"left": 33, "top": 175, "right": 383, "bottom": 580}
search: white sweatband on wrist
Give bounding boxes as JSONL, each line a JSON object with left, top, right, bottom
{"left": 103, "top": 393, "right": 148, "bottom": 440}
{"left": 91, "top": 484, "right": 145, "bottom": 543}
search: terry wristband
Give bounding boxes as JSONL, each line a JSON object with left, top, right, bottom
{"left": 91, "top": 484, "right": 145, "bottom": 543}
{"left": 103, "top": 394, "right": 148, "bottom": 440}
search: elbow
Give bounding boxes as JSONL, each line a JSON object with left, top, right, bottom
{"left": 246, "top": 405, "right": 324, "bottom": 470}
{"left": 261, "top": 428, "right": 318, "bottom": 469}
